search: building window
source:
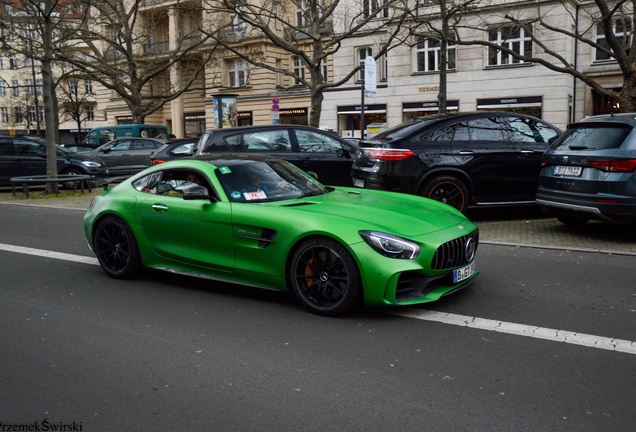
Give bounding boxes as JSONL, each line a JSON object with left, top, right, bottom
{"left": 85, "top": 79, "right": 93, "bottom": 94}
{"left": 0, "top": 56, "right": 4, "bottom": 69}
{"left": 12, "top": 80, "right": 19, "bottom": 96}
{"left": 358, "top": 47, "right": 372, "bottom": 81}
{"left": 87, "top": 105, "right": 95, "bottom": 121}
{"left": 363, "top": 0, "right": 389, "bottom": 19}
{"left": 28, "top": 106, "right": 36, "bottom": 122}
{"left": 416, "top": 36, "right": 456, "bottom": 72}
{"left": 26, "top": 79, "right": 34, "bottom": 95}
{"left": 231, "top": 6, "right": 247, "bottom": 31}
{"left": 1, "top": 107, "right": 8, "bottom": 123}
{"left": 275, "top": 59, "right": 282, "bottom": 86}
{"left": 69, "top": 79, "right": 79, "bottom": 96}
{"left": 488, "top": 25, "right": 532, "bottom": 66}
{"left": 228, "top": 59, "right": 248, "bottom": 87}
{"left": 293, "top": 56, "right": 305, "bottom": 85}
{"left": 9, "top": 54, "right": 18, "bottom": 69}
{"left": 14, "top": 107, "right": 22, "bottom": 123}
{"left": 595, "top": 18, "right": 632, "bottom": 61}
{"left": 0, "top": 80, "right": 5, "bottom": 96}
{"left": 296, "top": 0, "right": 308, "bottom": 27}
{"left": 37, "top": 80, "right": 43, "bottom": 95}
{"left": 39, "top": 106, "right": 45, "bottom": 122}
{"left": 321, "top": 57, "right": 328, "bottom": 83}
{"left": 273, "top": 3, "right": 280, "bottom": 30}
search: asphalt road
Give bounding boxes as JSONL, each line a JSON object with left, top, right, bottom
{"left": 0, "top": 203, "right": 634, "bottom": 432}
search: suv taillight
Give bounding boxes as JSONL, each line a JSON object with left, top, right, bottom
{"left": 368, "top": 149, "right": 414, "bottom": 161}
{"left": 589, "top": 159, "right": 636, "bottom": 172}
{"left": 541, "top": 157, "right": 549, "bottom": 167}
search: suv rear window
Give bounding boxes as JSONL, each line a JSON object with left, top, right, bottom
{"left": 551, "top": 123, "right": 632, "bottom": 151}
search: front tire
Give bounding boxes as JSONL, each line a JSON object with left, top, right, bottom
{"left": 290, "top": 237, "right": 362, "bottom": 316}
{"left": 94, "top": 216, "right": 142, "bottom": 279}
{"left": 421, "top": 175, "right": 469, "bottom": 213}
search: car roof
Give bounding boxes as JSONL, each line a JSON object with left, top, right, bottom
{"left": 578, "top": 113, "right": 636, "bottom": 126}
{"left": 201, "top": 124, "right": 341, "bottom": 136}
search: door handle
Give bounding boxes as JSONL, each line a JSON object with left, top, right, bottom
{"left": 151, "top": 204, "right": 169, "bottom": 212}
{"left": 458, "top": 150, "right": 475, "bottom": 155}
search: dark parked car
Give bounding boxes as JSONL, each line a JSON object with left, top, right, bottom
{"left": 0, "top": 136, "right": 108, "bottom": 187}
{"left": 82, "top": 137, "right": 166, "bottom": 176}
{"left": 351, "top": 112, "right": 561, "bottom": 213}
{"left": 536, "top": 113, "right": 636, "bottom": 225}
{"left": 150, "top": 137, "right": 198, "bottom": 166}
{"left": 194, "top": 125, "right": 356, "bottom": 186}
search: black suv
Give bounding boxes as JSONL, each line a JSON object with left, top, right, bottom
{"left": 0, "top": 136, "right": 108, "bottom": 187}
{"left": 194, "top": 125, "right": 356, "bottom": 186}
{"left": 537, "top": 113, "right": 636, "bottom": 225}
{"left": 351, "top": 112, "right": 561, "bottom": 212}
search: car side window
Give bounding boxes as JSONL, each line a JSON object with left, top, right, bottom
{"left": 243, "top": 130, "right": 292, "bottom": 152}
{"left": 110, "top": 140, "right": 132, "bottom": 151}
{"left": 421, "top": 125, "right": 455, "bottom": 141}
{"left": 13, "top": 139, "right": 42, "bottom": 156}
{"left": 295, "top": 130, "right": 344, "bottom": 153}
{"left": 133, "top": 170, "right": 215, "bottom": 198}
{"left": 505, "top": 116, "right": 559, "bottom": 144}
{"left": 132, "top": 139, "right": 161, "bottom": 150}
{"left": 466, "top": 117, "right": 507, "bottom": 141}
{"left": 203, "top": 134, "right": 240, "bottom": 152}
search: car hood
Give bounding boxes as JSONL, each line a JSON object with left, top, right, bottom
{"left": 275, "top": 187, "right": 469, "bottom": 238}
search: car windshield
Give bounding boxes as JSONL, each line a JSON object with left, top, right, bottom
{"left": 56, "top": 145, "right": 74, "bottom": 154}
{"left": 551, "top": 123, "right": 632, "bottom": 151}
{"left": 371, "top": 117, "right": 438, "bottom": 141}
{"left": 216, "top": 159, "right": 328, "bottom": 203}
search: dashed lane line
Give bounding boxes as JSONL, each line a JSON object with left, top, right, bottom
{"left": 2, "top": 242, "right": 634, "bottom": 356}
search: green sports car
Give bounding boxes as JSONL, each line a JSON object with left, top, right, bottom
{"left": 84, "top": 154, "right": 479, "bottom": 316}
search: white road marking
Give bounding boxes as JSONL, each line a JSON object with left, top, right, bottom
{"left": 0, "top": 243, "right": 99, "bottom": 265}
{"left": 379, "top": 308, "right": 636, "bottom": 355}
{"left": 2, "top": 242, "right": 634, "bottom": 355}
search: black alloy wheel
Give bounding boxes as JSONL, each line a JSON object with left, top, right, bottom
{"left": 290, "top": 237, "right": 361, "bottom": 316}
{"left": 94, "top": 216, "right": 142, "bottom": 279}
{"left": 422, "top": 175, "right": 469, "bottom": 213}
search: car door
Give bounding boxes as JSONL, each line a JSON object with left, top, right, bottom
{"left": 99, "top": 139, "right": 132, "bottom": 175}
{"left": 129, "top": 139, "right": 162, "bottom": 173}
{"left": 135, "top": 170, "right": 236, "bottom": 272}
{"left": 504, "top": 115, "right": 561, "bottom": 199}
{"left": 292, "top": 129, "right": 354, "bottom": 186}
{"left": 0, "top": 138, "right": 16, "bottom": 184}
{"left": 450, "top": 116, "right": 521, "bottom": 202}
{"left": 11, "top": 138, "right": 48, "bottom": 178}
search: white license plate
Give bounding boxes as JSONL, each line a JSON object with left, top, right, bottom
{"left": 554, "top": 166, "right": 582, "bottom": 176}
{"left": 453, "top": 261, "right": 475, "bottom": 283}
{"left": 353, "top": 178, "right": 365, "bottom": 188}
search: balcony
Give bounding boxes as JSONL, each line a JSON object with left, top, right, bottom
{"left": 181, "top": 34, "right": 202, "bottom": 49}
{"left": 143, "top": 40, "right": 170, "bottom": 55}
{"left": 285, "top": 21, "right": 333, "bottom": 40}
{"left": 219, "top": 27, "right": 247, "bottom": 43}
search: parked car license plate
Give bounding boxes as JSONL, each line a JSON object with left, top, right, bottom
{"left": 453, "top": 261, "right": 475, "bottom": 283}
{"left": 354, "top": 178, "right": 365, "bottom": 188}
{"left": 554, "top": 166, "right": 582, "bottom": 176}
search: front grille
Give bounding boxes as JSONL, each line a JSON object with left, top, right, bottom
{"left": 431, "top": 230, "right": 479, "bottom": 270}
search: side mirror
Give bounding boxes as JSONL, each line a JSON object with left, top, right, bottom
{"left": 183, "top": 185, "right": 217, "bottom": 202}
{"left": 306, "top": 171, "right": 319, "bottom": 180}
{"left": 101, "top": 145, "right": 112, "bottom": 153}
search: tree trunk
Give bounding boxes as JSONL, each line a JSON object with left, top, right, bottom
{"left": 42, "top": 0, "right": 58, "bottom": 194}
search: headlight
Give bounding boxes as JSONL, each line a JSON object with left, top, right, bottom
{"left": 359, "top": 231, "right": 420, "bottom": 259}
{"left": 82, "top": 161, "right": 102, "bottom": 168}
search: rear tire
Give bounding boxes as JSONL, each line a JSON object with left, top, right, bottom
{"left": 556, "top": 214, "right": 589, "bottom": 226}
{"left": 421, "top": 175, "right": 469, "bottom": 213}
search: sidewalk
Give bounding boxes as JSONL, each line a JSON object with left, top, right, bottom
{"left": 1, "top": 189, "right": 635, "bottom": 256}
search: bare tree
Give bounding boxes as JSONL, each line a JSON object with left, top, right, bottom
{"left": 201, "top": 0, "right": 420, "bottom": 127}
{"left": 60, "top": 0, "right": 220, "bottom": 124}
{"left": 449, "top": 0, "right": 636, "bottom": 112}
{"left": 57, "top": 76, "right": 98, "bottom": 143}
